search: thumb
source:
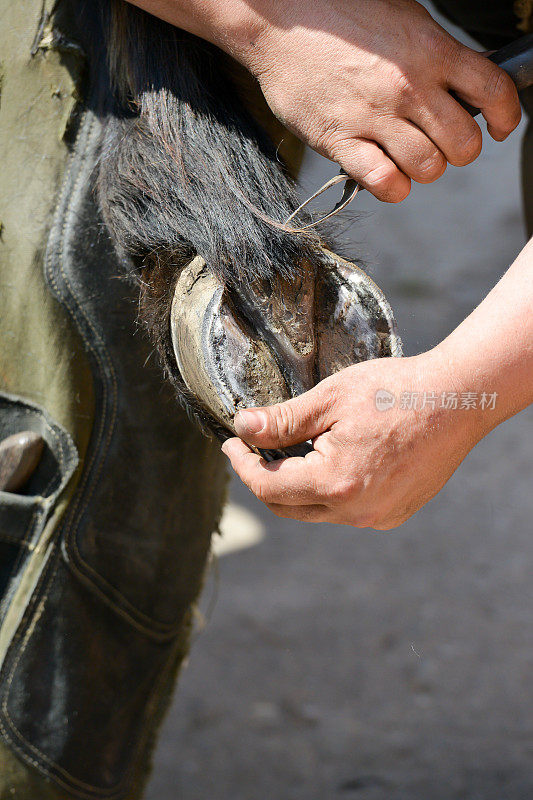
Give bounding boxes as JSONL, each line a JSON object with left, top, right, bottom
{"left": 234, "top": 382, "right": 337, "bottom": 449}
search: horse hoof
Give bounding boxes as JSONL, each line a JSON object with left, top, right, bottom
{"left": 170, "top": 251, "right": 402, "bottom": 460}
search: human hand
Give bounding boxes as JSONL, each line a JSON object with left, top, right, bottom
{"left": 222, "top": 234, "right": 533, "bottom": 530}
{"left": 221, "top": 350, "right": 490, "bottom": 529}
{"left": 231, "top": 0, "right": 521, "bottom": 202}
{"left": 129, "top": 0, "right": 521, "bottom": 203}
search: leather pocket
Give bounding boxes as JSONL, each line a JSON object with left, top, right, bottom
{"left": 0, "top": 392, "right": 78, "bottom": 615}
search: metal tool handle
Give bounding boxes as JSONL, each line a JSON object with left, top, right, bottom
{"left": 453, "top": 33, "right": 533, "bottom": 116}
{"left": 490, "top": 33, "right": 533, "bottom": 90}
{"left": 299, "top": 34, "right": 533, "bottom": 224}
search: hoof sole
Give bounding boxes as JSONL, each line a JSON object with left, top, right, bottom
{"left": 170, "top": 251, "right": 401, "bottom": 459}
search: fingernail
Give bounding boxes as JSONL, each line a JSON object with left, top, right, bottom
{"left": 221, "top": 441, "right": 229, "bottom": 456}
{"left": 235, "top": 409, "right": 266, "bottom": 435}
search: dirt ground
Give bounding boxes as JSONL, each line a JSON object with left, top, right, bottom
{"left": 146, "top": 9, "right": 533, "bottom": 800}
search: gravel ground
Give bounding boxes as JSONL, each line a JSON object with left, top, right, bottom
{"left": 146, "top": 8, "right": 533, "bottom": 799}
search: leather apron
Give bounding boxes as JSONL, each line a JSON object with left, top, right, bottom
{"left": 0, "top": 1, "right": 227, "bottom": 797}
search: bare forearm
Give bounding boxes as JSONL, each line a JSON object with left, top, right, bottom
{"left": 223, "top": 241, "right": 533, "bottom": 529}
{"left": 124, "top": 0, "right": 520, "bottom": 204}
{"left": 436, "top": 237, "right": 533, "bottom": 434}
{"left": 125, "top": 0, "right": 261, "bottom": 58}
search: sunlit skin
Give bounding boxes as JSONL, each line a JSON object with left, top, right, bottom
{"left": 127, "top": 0, "right": 521, "bottom": 202}
{"left": 125, "top": 0, "right": 531, "bottom": 528}
{"left": 222, "top": 240, "right": 533, "bottom": 529}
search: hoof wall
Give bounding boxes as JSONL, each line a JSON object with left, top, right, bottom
{"left": 170, "top": 251, "right": 401, "bottom": 459}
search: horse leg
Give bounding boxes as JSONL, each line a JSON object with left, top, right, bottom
{"left": 96, "top": 3, "right": 402, "bottom": 458}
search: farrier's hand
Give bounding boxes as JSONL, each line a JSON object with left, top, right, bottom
{"left": 222, "top": 237, "right": 533, "bottom": 530}
{"left": 129, "top": 0, "right": 521, "bottom": 202}
{"left": 235, "top": 0, "right": 521, "bottom": 202}
{"left": 222, "top": 351, "right": 483, "bottom": 529}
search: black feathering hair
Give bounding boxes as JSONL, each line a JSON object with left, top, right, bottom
{"left": 85, "top": 0, "right": 333, "bottom": 434}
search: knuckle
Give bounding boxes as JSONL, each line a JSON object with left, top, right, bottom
{"left": 360, "top": 515, "right": 380, "bottom": 529}
{"left": 315, "top": 117, "right": 351, "bottom": 158}
{"left": 273, "top": 402, "right": 296, "bottom": 439}
{"left": 389, "top": 67, "right": 417, "bottom": 101}
{"left": 251, "top": 479, "right": 270, "bottom": 504}
{"left": 330, "top": 477, "right": 356, "bottom": 504}
{"left": 374, "top": 514, "right": 408, "bottom": 531}
{"left": 353, "top": 510, "right": 398, "bottom": 529}
{"left": 450, "top": 125, "right": 482, "bottom": 166}
{"left": 439, "top": 36, "right": 464, "bottom": 74}
{"left": 359, "top": 158, "right": 412, "bottom": 201}
{"left": 416, "top": 150, "right": 446, "bottom": 183}
{"left": 270, "top": 504, "right": 290, "bottom": 519}
{"left": 356, "top": 507, "right": 382, "bottom": 528}
{"left": 346, "top": 512, "right": 377, "bottom": 529}
{"left": 362, "top": 162, "right": 399, "bottom": 193}
{"left": 315, "top": 125, "right": 338, "bottom": 157}
{"left": 372, "top": 519, "right": 396, "bottom": 531}
{"left": 483, "top": 65, "right": 514, "bottom": 105}
{"left": 297, "top": 507, "right": 319, "bottom": 523}
{"left": 318, "top": 379, "right": 338, "bottom": 414}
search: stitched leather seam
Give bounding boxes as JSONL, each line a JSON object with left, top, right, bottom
{"left": 44, "top": 114, "right": 119, "bottom": 591}
{"left": 0, "top": 557, "right": 121, "bottom": 798}
{"left": 0, "top": 110, "right": 180, "bottom": 796}
{"left": 0, "top": 549, "right": 181, "bottom": 798}
{"left": 0, "top": 402, "right": 76, "bottom": 619}
{"left": 0, "top": 114, "right": 123, "bottom": 796}
{"left": 44, "top": 112, "right": 181, "bottom": 637}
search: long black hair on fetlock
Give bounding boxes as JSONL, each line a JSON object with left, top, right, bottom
{"left": 82, "top": 0, "right": 332, "bottom": 432}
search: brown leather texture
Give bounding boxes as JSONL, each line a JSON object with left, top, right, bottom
{"left": 0, "top": 1, "right": 227, "bottom": 796}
